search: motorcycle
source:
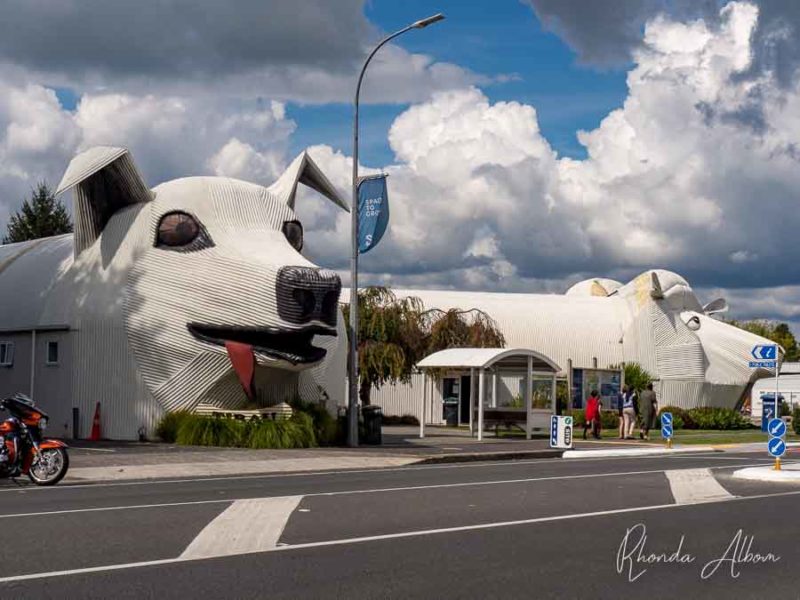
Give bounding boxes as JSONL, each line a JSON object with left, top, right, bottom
{"left": 0, "top": 393, "right": 69, "bottom": 486}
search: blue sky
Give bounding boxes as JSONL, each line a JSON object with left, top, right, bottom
{"left": 51, "top": 1, "right": 629, "bottom": 166}
{"left": 286, "top": 0, "right": 629, "bottom": 166}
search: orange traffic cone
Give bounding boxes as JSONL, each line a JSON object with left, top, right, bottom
{"left": 89, "top": 402, "right": 102, "bottom": 441}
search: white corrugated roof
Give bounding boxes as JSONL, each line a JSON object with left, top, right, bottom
{"left": 417, "top": 347, "right": 559, "bottom": 371}
{"left": 0, "top": 234, "right": 74, "bottom": 331}
{"left": 341, "top": 287, "right": 626, "bottom": 370}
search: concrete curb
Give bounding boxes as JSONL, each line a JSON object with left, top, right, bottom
{"left": 417, "top": 449, "right": 564, "bottom": 464}
{"left": 562, "top": 445, "right": 720, "bottom": 458}
{"left": 63, "top": 456, "right": 421, "bottom": 483}
{"left": 731, "top": 466, "right": 800, "bottom": 483}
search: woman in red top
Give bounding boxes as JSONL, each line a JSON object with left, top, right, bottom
{"left": 583, "top": 390, "right": 602, "bottom": 440}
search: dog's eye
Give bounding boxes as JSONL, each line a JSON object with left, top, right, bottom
{"left": 282, "top": 220, "right": 303, "bottom": 252}
{"left": 156, "top": 212, "right": 212, "bottom": 251}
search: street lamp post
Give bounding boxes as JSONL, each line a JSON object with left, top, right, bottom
{"left": 348, "top": 13, "right": 445, "bottom": 447}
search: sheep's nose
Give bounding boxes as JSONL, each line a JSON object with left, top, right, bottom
{"left": 276, "top": 267, "right": 341, "bottom": 327}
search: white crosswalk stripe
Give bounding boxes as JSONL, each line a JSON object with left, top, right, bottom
{"left": 665, "top": 468, "right": 734, "bottom": 504}
{"left": 180, "top": 496, "right": 302, "bottom": 559}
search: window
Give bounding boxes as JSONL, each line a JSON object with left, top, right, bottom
{"left": 0, "top": 342, "right": 14, "bottom": 367}
{"left": 46, "top": 341, "right": 59, "bottom": 365}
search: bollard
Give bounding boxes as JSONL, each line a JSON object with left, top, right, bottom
{"left": 72, "top": 407, "right": 80, "bottom": 440}
{"left": 775, "top": 457, "right": 782, "bottom": 471}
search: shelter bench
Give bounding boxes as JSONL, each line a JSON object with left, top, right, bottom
{"left": 481, "top": 409, "right": 528, "bottom": 436}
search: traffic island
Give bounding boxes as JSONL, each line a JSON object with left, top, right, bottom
{"left": 732, "top": 463, "right": 800, "bottom": 483}
{"left": 562, "top": 445, "right": 720, "bottom": 458}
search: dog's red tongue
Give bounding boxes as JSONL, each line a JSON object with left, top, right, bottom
{"left": 225, "top": 341, "right": 255, "bottom": 401}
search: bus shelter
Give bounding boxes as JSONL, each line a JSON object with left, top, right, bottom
{"left": 415, "top": 348, "right": 561, "bottom": 441}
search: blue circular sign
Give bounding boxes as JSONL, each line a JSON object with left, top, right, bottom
{"left": 768, "top": 418, "right": 787, "bottom": 438}
{"left": 661, "top": 412, "right": 673, "bottom": 426}
{"left": 661, "top": 424, "right": 673, "bottom": 438}
{"left": 768, "top": 437, "right": 786, "bottom": 458}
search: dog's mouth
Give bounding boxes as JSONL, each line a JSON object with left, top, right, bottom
{"left": 187, "top": 323, "right": 336, "bottom": 365}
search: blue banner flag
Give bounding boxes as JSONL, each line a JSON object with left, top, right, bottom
{"left": 357, "top": 175, "right": 389, "bottom": 254}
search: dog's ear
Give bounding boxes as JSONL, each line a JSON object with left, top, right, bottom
{"left": 57, "top": 146, "right": 152, "bottom": 256}
{"left": 268, "top": 151, "right": 349, "bottom": 212}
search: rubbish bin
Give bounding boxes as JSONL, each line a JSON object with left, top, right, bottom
{"left": 361, "top": 405, "right": 383, "bottom": 445}
{"left": 443, "top": 397, "right": 459, "bottom": 427}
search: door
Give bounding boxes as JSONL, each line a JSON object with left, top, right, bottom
{"left": 460, "top": 375, "right": 471, "bottom": 424}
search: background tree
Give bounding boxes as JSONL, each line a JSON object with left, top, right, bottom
{"left": 726, "top": 319, "right": 799, "bottom": 361}
{"left": 621, "top": 362, "right": 652, "bottom": 393}
{"left": 3, "top": 182, "right": 72, "bottom": 244}
{"left": 343, "top": 287, "right": 506, "bottom": 405}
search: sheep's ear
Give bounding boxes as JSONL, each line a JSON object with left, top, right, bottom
{"left": 57, "top": 146, "right": 152, "bottom": 256}
{"left": 650, "top": 272, "right": 664, "bottom": 299}
{"left": 268, "top": 151, "right": 349, "bottom": 212}
{"left": 703, "top": 297, "right": 729, "bottom": 315}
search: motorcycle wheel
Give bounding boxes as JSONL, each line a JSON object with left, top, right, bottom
{"left": 27, "top": 448, "right": 69, "bottom": 486}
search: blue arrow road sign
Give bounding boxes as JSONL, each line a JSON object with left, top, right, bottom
{"left": 662, "top": 424, "right": 673, "bottom": 438}
{"left": 768, "top": 418, "right": 787, "bottom": 438}
{"left": 768, "top": 437, "right": 786, "bottom": 458}
{"left": 751, "top": 345, "right": 777, "bottom": 360}
{"left": 661, "top": 412, "right": 673, "bottom": 427}
{"left": 550, "top": 415, "right": 558, "bottom": 447}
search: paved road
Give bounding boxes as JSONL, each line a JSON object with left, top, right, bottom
{"left": 0, "top": 450, "right": 797, "bottom": 598}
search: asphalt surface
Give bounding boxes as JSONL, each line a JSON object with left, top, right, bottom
{"left": 0, "top": 449, "right": 798, "bottom": 598}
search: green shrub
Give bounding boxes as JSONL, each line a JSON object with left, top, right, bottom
{"left": 176, "top": 414, "right": 248, "bottom": 446}
{"left": 600, "top": 410, "right": 619, "bottom": 430}
{"left": 685, "top": 407, "right": 750, "bottom": 430}
{"left": 568, "top": 409, "right": 618, "bottom": 430}
{"left": 288, "top": 398, "right": 340, "bottom": 446}
{"left": 155, "top": 410, "right": 191, "bottom": 443}
{"left": 167, "top": 409, "right": 319, "bottom": 449}
{"left": 793, "top": 408, "right": 800, "bottom": 435}
{"left": 657, "top": 406, "right": 690, "bottom": 430}
{"left": 568, "top": 409, "right": 585, "bottom": 427}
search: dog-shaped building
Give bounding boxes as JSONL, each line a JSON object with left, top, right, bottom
{"left": 364, "top": 271, "right": 780, "bottom": 423}
{"left": 0, "top": 146, "right": 348, "bottom": 439}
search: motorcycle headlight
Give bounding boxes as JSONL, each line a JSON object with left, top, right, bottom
{"left": 39, "top": 417, "right": 47, "bottom": 431}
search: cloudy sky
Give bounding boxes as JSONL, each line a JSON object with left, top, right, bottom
{"left": 2, "top": 0, "right": 800, "bottom": 328}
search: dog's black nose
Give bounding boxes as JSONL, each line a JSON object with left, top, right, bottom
{"left": 276, "top": 267, "right": 341, "bottom": 327}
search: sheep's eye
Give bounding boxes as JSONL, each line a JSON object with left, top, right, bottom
{"left": 156, "top": 212, "right": 212, "bottom": 251}
{"left": 282, "top": 220, "right": 303, "bottom": 252}
{"left": 686, "top": 316, "right": 701, "bottom": 331}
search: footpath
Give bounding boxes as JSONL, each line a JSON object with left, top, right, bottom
{"left": 56, "top": 426, "right": 734, "bottom": 484}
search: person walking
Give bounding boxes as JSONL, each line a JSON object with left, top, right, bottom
{"left": 583, "top": 390, "right": 602, "bottom": 440}
{"left": 617, "top": 386, "right": 627, "bottom": 439}
{"left": 639, "top": 383, "right": 658, "bottom": 440}
{"left": 621, "top": 387, "right": 637, "bottom": 439}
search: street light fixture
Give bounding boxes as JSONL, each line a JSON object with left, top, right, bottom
{"left": 348, "top": 13, "right": 446, "bottom": 447}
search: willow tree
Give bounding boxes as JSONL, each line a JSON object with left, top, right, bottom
{"left": 343, "top": 287, "right": 505, "bottom": 405}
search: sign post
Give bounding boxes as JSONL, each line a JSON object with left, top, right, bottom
{"left": 767, "top": 417, "right": 787, "bottom": 471}
{"left": 661, "top": 412, "right": 673, "bottom": 449}
{"left": 550, "top": 415, "right": 573, "bottom": 449}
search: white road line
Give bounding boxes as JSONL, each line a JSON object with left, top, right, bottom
{"left": 0, "top": 451, "right": 773, "bottom": 494}
{"left": 0, "top": 461, "right": 775, "bottom": 519}
{"left": 665, "top": 468, "right": 734, "bottom": 504}
{"left": 0, "top": 458, "right": 576, "bottom": 493}
{"left": 0, "top": 451, "right": 750, "bottom": 494}
{"left": 5, "top": 488, "right": 800, "bottom": 584}
{"left": 0, "top": 498, "right": 234, "bottom": 519}
{"left": 180, "top": 496, "right": 302, "bottom": 560}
